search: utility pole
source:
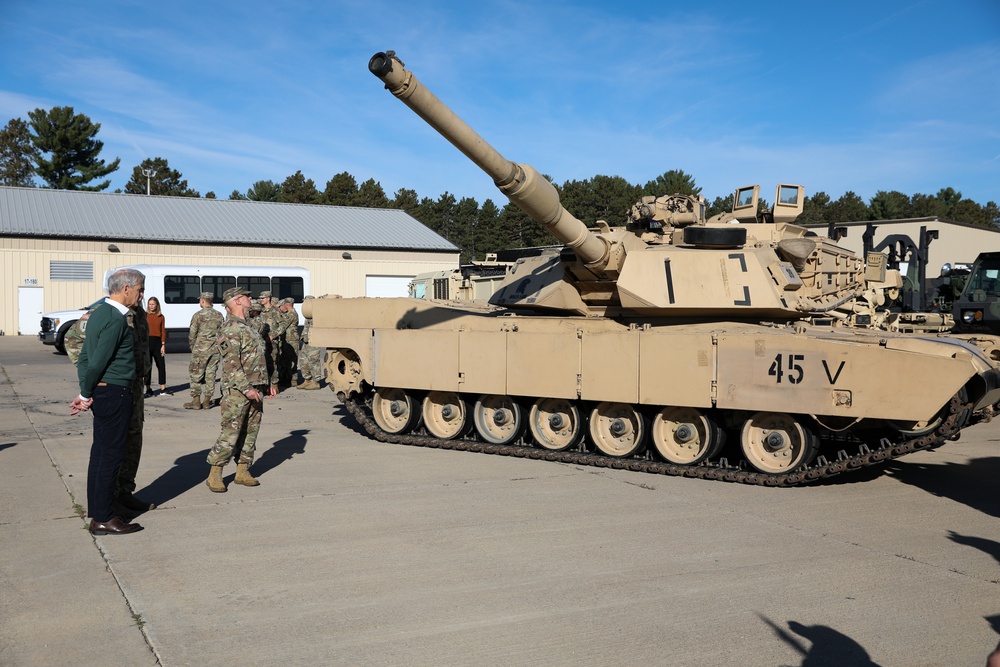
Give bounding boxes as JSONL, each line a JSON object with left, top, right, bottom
{"left": 141, "top": 168, "right": 157, "bottom": 195}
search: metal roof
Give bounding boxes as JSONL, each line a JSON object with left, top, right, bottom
{"left": 0, "top": 186, "right": 458, "bottom": 252}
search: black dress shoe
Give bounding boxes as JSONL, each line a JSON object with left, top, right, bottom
{"left": 89, "top": 517, "right": 143, "bottom": 535}
{"left": 117, "top": 492, "right": 156, "bottom": 512}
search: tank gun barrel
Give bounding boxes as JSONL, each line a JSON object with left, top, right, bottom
{"left": 369, "top": 51, "right": 610, "bottom": 272}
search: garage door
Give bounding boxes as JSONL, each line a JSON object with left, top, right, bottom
{"left": 365, "top": 275, "right": 414, "bottom": 298}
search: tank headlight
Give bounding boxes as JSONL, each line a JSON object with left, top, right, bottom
{"left": 962, "top": 310, "right": 983, "bottom": 324}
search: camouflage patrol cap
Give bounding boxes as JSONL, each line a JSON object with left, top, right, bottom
{"left": 259, "top": 291, "right": 273, "bottom": 299}
{"left": 250, "top": 299, "right": 262, "bottom": 311}
{"left": 222, "top": 286, "right": 251, "bottom": 302}
{"left": 304, "top": 295, "right": 315, "bottom": 300}
{"left": 282, "top": 297, "right": 295, "bottom": 305}
{"left": 200, "top": 291, "right": 214, "bottom": 302}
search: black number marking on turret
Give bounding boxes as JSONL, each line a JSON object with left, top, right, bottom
{"left": 663, "top": 259, "right": 675, "bottom": 304}
{"left": 769, "top": 353, "right": 804, "bottom": 384}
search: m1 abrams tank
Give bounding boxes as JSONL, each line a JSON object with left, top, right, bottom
{"left": 303, "top": 51, "right": 1000, "bottom": 486}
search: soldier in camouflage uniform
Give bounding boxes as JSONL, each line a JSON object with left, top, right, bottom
{"left": 205, "top": 286, "right": 276, "bottom": 493}
{"left": 185, "top": 291, "right": 224, "bottom": 410}
{"left": 296, "top": 295, "right": 322, "bottom": 390}
{"left": 278, "top": 297, "right": 301, "bottom": 387}
{"left": 65, "top": 299, "right": 104, "bottom": 366}
{"left": 247, "top": 298, "right": 276, "bottom": 387}
{"left": 66, "top": 297, "right": 154, "bottom": 513}
{"left": 258, "top": 291, "right": 282, "bottom": 395}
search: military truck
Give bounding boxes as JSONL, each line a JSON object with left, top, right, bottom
{"left": 408, "top": 254, "right": 511, "bottom": 302}
{"left": 954, "top": 252, "right": 1000, "bottom": 335}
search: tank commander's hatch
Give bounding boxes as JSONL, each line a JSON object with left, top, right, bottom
{"left": 732, "top": 185, "right": 759, "bottom": 223}
{"left": 773, "top": 184, "right": 805, "bottom": 224}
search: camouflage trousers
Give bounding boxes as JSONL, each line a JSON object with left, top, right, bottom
{"left": 268, "top": 339, "right": 279, "bottom": 387}
{"left": 207, "top": 388, "right": 264, "bottom": 466}
{"left": 189, "top": 345, "right": 221, "bottom": 398}
{"left": 116, "top": 378, "right": 145, "bottom": 497}
{"left": 299, "top": 344, "right": 323, "bottom": 381}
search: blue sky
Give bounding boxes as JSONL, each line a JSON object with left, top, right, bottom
{"left": 2, "top": 0, "right": 998, "bottom": 209}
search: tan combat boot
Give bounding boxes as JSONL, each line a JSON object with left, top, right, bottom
{"left": 202, "top": 396, "right": 212, "bottom": 409}
{"left": 234, "top": 462, "right": 260, "bottom": 487}
{"left": 206, "top": 465, "right": 226, "bottom": 493}
{"left": 299, "top": 380, "right": 320, "bottom": 390}
{"left": 183, "top": 391, "right": 202, "bottom": 410}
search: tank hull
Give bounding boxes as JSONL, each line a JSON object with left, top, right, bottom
{"left": 311, "top": 297, "right": 1000, "bottom": 426}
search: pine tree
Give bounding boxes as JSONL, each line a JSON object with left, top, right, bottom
{"left": 279, "top": 171, "right": 321, "bottom": 204}
{"left": 27, "top": 106, "right": 120, "bottom": 190}
{"left": 123, "top": 157, "right": 199, "bottom": 196}
{"left": 323, "top": 172, "right": 359, "bottom": 205}
{"left": 246, "top": 180, "right": 282, "bottom": 202}
{"left": 0, "top": 118, "right": 38, "bottom": 186}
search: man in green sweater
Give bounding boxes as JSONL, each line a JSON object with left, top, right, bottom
{"left": 70, "top": 268, "right": 147, "bottom": 536}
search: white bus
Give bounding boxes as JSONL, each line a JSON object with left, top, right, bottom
{"left": 39, "top": 264, "right": 310, "bottom": 352}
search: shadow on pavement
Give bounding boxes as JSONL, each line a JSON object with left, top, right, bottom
{"left": 883, "top": 456, "right": 1000, "bottom": 518}
{"left": 334, "top": 404, "right": 368, "bottom": 438}
{"left": 250, "top": 428, "right": 310, "bottom": 478}
{"left": 0, "top": 442, "right": 17, "bottom": 453}
{"left": 948, "top": 531, "right": 1000, "bottom": 567}
{"left": 759, "top": 613, "right": 882, "bottom": 666}
{"left": 138, "top": 448, "right": 212, "bottom": 507}
{"left": 136, "top": 430, "right": 310, "bottom": 503}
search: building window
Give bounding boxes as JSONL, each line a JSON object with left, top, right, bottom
{"left": 50, "top": 261, "right": 94, "bottom": 281}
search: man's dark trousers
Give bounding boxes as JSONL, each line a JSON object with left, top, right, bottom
{"left": 87, "top": 384, "right": 134, "bottom": 523}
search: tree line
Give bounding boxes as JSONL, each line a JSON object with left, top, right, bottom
{"left": 2, "top": 107, "right": 998, "bottom": 263}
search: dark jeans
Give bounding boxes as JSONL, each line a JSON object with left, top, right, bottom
{"left": 87, "top": 384, "right": 134, "bottom": 522}
{"left": 146, "top": 335, "right": 166, "bottom": 387}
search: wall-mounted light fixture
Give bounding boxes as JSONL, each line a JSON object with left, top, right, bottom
{"left": 108, "top": 243, "right": 121, "bottom": 252}
{"left": 342, "top": 251, "right": 352, "bottom": 260}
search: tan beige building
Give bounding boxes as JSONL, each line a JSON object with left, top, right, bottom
{"left": 1, "top": 186, "right": 459, "bottom": 336}
{"left": 805, "top": 217, "right": 1000, "bottom": 271}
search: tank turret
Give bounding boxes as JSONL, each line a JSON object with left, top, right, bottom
{"left": 370, "top": 51, "right": 887, "bottom": 325}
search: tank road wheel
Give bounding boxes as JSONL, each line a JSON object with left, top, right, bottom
{"left": 371, "top": 388, "right": 420, "bottom": 435}
{"left": 422, "top": 391, "right": 470, "bottom": 440}
{"left": 473, "top": 395, "right": 525, "bottom": 445}
{"left": 651, "top": 407, "right": 724, "bottom": 465}
{"left": 529, "top": 398, "right": 583, "bottom": 451}
{"left": 739, "top": 412, "right": 819, "bottom": 475}
{"left": 588, "top": 402, "right": 646, "bottom": 458}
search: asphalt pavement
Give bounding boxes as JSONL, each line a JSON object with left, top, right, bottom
{"left": 1, "top": 336, "right": 999, "bottom": 666}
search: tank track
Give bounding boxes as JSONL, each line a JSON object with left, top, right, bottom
{"left": 342, "top": 393, "right": 973, "bottom": 487}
